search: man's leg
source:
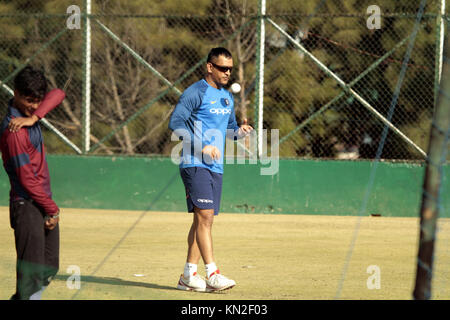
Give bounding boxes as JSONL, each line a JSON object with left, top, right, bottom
{"left": 177, "top": 167, "right": 234, "bottom": 292}
{"left": 186, "top": 217, "right": 200, "bottom": 265}
{"left": 188, "top": 207, "right": 214, "bottom": 265}
{"left": 43, "top": 223, "right": 59, "bottom": 288}
{"left": 178, "top": 207, "right": 215, "bottom": 292}
{"left": 187, "top": 207, "right": 235, "bottom": 292}
{"left": 10, "top": 200, "right": 46, "bottom": 300}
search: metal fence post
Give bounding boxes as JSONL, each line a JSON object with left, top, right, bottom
{"left": 255, "top": 0, "right": 266, "bottom": 158}
{"left": 82, "top": 0, "right": 91, "bottom": 154}
{"left": 434, "top": 0, "right": 446, "bottom": 110}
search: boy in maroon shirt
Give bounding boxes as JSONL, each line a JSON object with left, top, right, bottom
{"left": 0, "top": 66, "right": 65, "bottom": 299}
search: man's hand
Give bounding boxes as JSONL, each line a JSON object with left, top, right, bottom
{"left": 238, "top": 118, "right": 253, "bottom": 137}
{"left": 8, "top": 115, "right": 40, "bottom": 132}
{"left": 44, "top": 213, "right": 60, "bottom": 230}
{"left": 202, "top": 145, "right": 221, "bottom": 161}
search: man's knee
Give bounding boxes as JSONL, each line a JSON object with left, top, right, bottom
{"left": 194, "top": 207, "right": 214, "bottom": 227}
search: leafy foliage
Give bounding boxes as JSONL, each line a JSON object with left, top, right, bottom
{"left": 0, "top": 0, "right": 439, "bottom": 159}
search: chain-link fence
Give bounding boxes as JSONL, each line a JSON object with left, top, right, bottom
{"left": 0, "top": 0, "right": 446, "bottom": 160}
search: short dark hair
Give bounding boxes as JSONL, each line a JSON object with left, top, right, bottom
{"left": 14, "top": 66, "right": 48, "bottom": 99}
{"left": 207, "top": 47, "right": 232, "bottom": 63}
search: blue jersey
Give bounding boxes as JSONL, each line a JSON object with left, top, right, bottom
{"left": 169, "top": 79, "right": 239, "bottom": 174}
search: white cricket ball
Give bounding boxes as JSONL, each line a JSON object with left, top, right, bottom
{"left": 231, "top": 83, "right": 241, "bottom": 94}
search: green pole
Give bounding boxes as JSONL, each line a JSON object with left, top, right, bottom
{"left": 273, "top": 32, "right": 418, "bottom": 151}
{"left": 267, "top": 17, "right": 427, "bottom": 158}
{"left": 94, "top": 19, "right": 182, "bottom": 96}
{"left": 88, "top": 17, "right": 255, "bottom": 153}
{"left": 0, "top": 28, "right": 67, "bottom": 85}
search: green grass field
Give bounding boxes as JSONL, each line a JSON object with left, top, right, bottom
{"left": 0, "top": 207, "right": 449, "bottom": 300}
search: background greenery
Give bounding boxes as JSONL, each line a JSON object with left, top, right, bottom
{"left": 0, "top": 0, "right": 444, "bottom": 159}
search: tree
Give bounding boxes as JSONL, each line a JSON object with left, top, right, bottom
{"left": 0, "top": 0, "right": 437, "bottom": 160}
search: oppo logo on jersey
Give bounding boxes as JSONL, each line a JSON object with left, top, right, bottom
{"left": 210, "top": 108, "right": 232, "bottom": 115}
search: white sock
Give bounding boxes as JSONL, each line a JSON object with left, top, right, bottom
{"left": 29, "top": 286, "right": 47, "bottom": 300}
{"left": 205, "top": 262, "right": 218, "bottom": 278}
{"left": 184, "top": 262, "right": 197, "bottom": 278}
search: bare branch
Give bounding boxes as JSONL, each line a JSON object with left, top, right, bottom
{"left": 105, "top": 42, "right": 134, "bottom": 154}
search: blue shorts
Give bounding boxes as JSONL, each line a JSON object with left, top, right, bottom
{"left": 180, "top": 167, "right": 223, "bottom": 216}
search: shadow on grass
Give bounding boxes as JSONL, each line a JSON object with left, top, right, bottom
{"left": 54, "top": 274, "right": 178, "bottom": 291}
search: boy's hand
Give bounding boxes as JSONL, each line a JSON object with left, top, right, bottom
{"left": 44, "top": 212, "right": 60, "bottom": 230}
{"left": 8, "top": 115, "right": 39, "bottom": 132}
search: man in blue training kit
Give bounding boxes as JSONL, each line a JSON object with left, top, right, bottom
{"left": 169, "top": 47, "right": 253, "bottom": 292}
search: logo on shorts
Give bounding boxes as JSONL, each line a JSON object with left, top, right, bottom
{"left": 197, "top": 198, "right": 213, "bottom": 203}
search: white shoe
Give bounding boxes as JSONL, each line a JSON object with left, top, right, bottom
{"left": 177, "top": 272, "right": 206, "bottom": 292}
{"left": 206, "top": 270, "right": 236, "bottom": 292}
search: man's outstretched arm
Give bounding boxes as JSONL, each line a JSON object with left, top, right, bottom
{"left": 8, "top": 89, "right": 65, "bottom": 132}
